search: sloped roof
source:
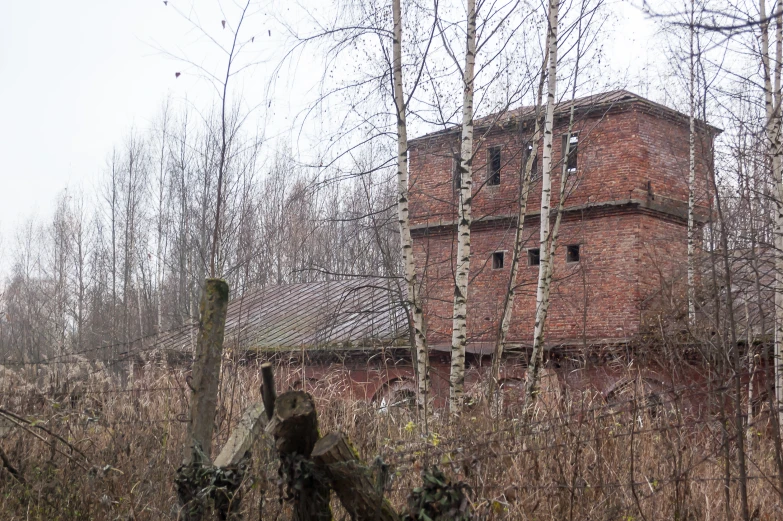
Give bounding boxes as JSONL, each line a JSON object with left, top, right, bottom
{"left": 155, "top": 277, "right": 410, "bottom": 354}
{"left": 475, "top": 89, "right": 639, "bottom": 128}
{"left": 410, "top": 89, "right": 720, "bottom": 144}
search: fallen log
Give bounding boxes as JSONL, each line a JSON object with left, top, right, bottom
{"left": 214, "top": 401, "right": 267, "bottom": 468}
{"left": 312, "top": 432, "right": 399, "bottom": 521}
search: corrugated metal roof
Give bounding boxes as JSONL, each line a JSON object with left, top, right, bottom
{"left": 156, "top": 277, "right": 410, "bottom": 354}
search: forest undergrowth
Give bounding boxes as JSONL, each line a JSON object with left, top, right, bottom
{"left": 0, "top": 360, "right": 779, "bottom": 520}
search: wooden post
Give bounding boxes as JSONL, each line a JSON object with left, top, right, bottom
{"left": 312, "top": 432, "right": 399, "bottom": 521}
{"left": 185, "top": 278, "right": 229, "bottom": 464}
{"left": 265, "top": 391, "right": 332, "bottom": 521}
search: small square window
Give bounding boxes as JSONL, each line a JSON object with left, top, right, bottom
{"left": 488, "top": 146, "right": 501, "bottom": 185}
{"left": 566, "top": 244, "right": 580, "bottom": 263}
{"left": 528, "top": 248, "right": 540, "bottom": 266}
{"left": 492, "top": 251, "right": 505, "bottom": 269}
{"left": 562, "top": 133, "right": 578, "bottom": 173}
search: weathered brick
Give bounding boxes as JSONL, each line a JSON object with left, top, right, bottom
{"left": 408, "top": 93, "right": 715, "bottom": 349}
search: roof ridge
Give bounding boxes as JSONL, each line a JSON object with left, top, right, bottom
{"left": 411, "top": 89, "right": 720, "bottom": 143}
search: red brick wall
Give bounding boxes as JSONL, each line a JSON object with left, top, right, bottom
{"left": 408, "top": 103, "right": 714, "bottom": 227}
{"left": 408, "top": 99, "right": 711, "bottom": 346}
{"left": 413, "top": 209, "right": 647, "bottom": 347}
{"left": 636, "top": 108, "right": 713, "bottom": 208}
{"left": 636, "top": 212, "right": 690, "bottom": 324}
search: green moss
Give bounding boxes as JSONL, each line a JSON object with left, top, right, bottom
{"left": 206, "top": 278, "right": 230, "bottom": 303}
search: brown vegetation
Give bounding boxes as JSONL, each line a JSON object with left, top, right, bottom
{"left": 0, "top": 359, "right": 778, "bottom": 520}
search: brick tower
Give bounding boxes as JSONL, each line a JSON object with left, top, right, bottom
{"left": 408, "top": 90, "right": 718, "bottom": 353}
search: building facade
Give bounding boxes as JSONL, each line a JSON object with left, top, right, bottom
{"left": 158, "top": 91, "right": 721, "bottom": 407}
{"left": 408, "top": 90, "right": 717, "bottom": 353}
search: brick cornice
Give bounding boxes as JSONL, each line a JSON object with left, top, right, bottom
{"left": 410, "top": 196, "right": 709, "bottom": 234}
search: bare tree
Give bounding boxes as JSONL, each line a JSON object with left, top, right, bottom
{"left": 393, "top": 0, "right": 431, "bottom": 416}
{"left": 687, "top": 0, "right": 697, "bottom": 325}
{"left": 449, "top": 0, "right": 478, "bottom": 414}
{"left": 489, "top": 48, "right": 548, "bottom": 408}
{"left": 526, "top": 0, "right": 560, "bottom": 406}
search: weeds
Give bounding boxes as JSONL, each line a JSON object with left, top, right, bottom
{"left": 0, "top": 360, "right": 778, "bottom": 520}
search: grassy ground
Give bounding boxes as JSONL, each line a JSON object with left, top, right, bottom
{"left": 0, "top": 361, "right": 779, "bottom": 520}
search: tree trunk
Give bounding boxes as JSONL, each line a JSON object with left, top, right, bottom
{"left": 266, "top": 391, "right": 332, "bottom": 521}
{"left": 489, "top": 50, "right": 548, "bottom": 406}
{"left": 450, "top": 0, "right": 477, "bottom": 415}
{"left": 761, "top": 0, "right": 783, "bottom": 439}
{"left": 392, "top": 0, "right": 430, "bottom": 420}
{"left": 157, "top": 107, "right": 169, "bottom": 333}
{"left": 687, "top": 0, "right": 697, "bottom": 325}
{"left": 184, "top": 278, "right": 230, "bottom": 464}
{"left": 526, "top": 0, "right": 559, "bottom": 405}
{"left": 312, "top": 432, "right": 399, "bottom": 521}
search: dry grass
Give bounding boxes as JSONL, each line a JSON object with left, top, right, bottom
{"left": 0, "top": 360, "right": 780, "bottom": 520}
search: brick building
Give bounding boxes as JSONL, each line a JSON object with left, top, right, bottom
{"left": 408, "top": 90, "right": 718, "bottom": 353}
{"left": 158, "top": 91, "right": 721, "bottom": 406}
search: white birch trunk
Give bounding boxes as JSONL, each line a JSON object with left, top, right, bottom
{"left": 761, "top": 0, "right": 783, "bottom": 436}
{"left": 525, "top": 0, "right": 559, "bottom": 406}
{"left": 449, "top": 0, "right": 477, "bottom": 414}
{"left": 392, "top": 0, "right": 430, "bottom": 418}
{"left": 774, "top": 0, "right": 783, "bottom": 441}
{"left": 156, "top": 111, "right": 169, "bottom": 334}
{"left": 489, "top": 51, "right": 548, "bottom": 405}
{"left": 746, "top": 299, "right": 755, "bottom": 449}
{"left": 527, "top": 104, "right": 577, "bottom": 411}
{"left": 687, "top": 0, "right": 697, "bottom": 325}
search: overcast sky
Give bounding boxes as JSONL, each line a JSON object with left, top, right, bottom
{"left": 0, "top": 0, "right": 662, "bottom": 259}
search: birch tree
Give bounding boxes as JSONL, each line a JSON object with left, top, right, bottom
{"left": 760, "top": 0, "right": 783, "bottom": 436}
{"left": 522, "top": 0, "right": 600, "bottom": 409}
{"left": 489, "top": 50, "right": 548, "bottom": 406}
{"left": 449, "top": 0, "right": 478, "bottom": 414}
{"left": 525, "top": 0, "right": 559, "bottom": 406}
{"left": 393, "top": 0, "right": 430, "bottom": 416}
{"left": 687, "top": 0, "right": 697, "bottom": 325}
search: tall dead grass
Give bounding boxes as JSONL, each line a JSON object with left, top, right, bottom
{"left": 0, "top": 360, "right": 779, "bottom": 520}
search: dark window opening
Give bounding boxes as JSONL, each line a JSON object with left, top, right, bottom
{"left": 528, "top": 248, "right": 540, "bottom": 266}
{"left": 566, "top": 244, "right": 580, "bottom": 263}
{"left": 562, "top": 133, "right": 578, "bottom": 173}
{"left": 453, "top": 156, "right": 461, "bottom": 192}
{"left": 526, "top": 143, "right": 539, "bottom": 178}
{"left": 488, "top": 146, "right": 501, "bottom": 185}
{"left": 492, "top": 251, "right": 505, "bottom": 269}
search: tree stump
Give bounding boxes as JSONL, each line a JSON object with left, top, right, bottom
{"left": 266, "top": 391, "right": 331, "bottom": 521}
{"left": 312, "top": 432, "right": 399, "bottom": 521}
{"left": 185, "top": 277, "right": 230, "bottom": 464}
{"left": 177, "top": 278, "right": 230, "bottom": 521}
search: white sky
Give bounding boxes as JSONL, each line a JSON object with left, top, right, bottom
{"left": 0, "top": 0, "right": 662, "bottom": 258}
{"left": 1, "top": 1, "right": 184, "bottom": 237}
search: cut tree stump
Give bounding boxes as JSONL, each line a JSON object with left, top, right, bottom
{"left": 266, "top": 391, "right": 332, "bottom": 521}
{"left": 312, "top": 432, "right": 399, "bottom": 521}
